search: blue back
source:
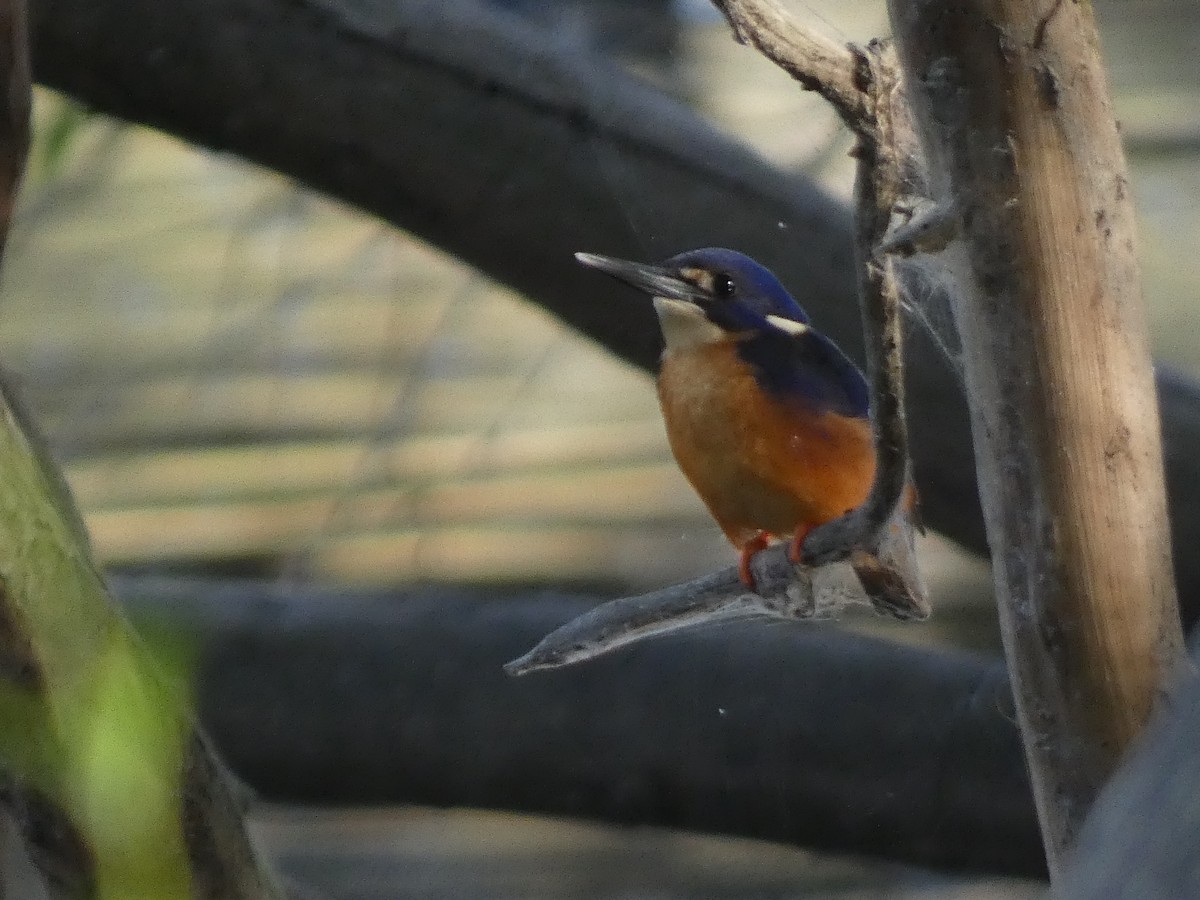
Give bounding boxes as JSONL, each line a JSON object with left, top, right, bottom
{"left": 738, "top": 329, "right": 870, "bottom": 419}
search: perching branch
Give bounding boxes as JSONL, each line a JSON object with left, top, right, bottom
{"left": 508, "top": 494, "right": 931, "bottom": 672}
{"left": 889, "top": 0, "right": 1188, "bottom": 878}
{"left": 508, "top": 546, "right": 813, "bottom": 676}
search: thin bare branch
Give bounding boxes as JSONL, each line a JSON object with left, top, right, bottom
{"left": 507, "top": 501, "right": 925, "bottom": 676}
{"left": 801, "top": 43, "right": 913, "bottom": 580}
{"left": 710, "top": 0, "right": 865, "bottom": 129}
{"left": 506, "top": 546, "right": 812, "bottom": 675}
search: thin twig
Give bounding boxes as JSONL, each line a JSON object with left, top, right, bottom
{"left": 710, "top": 0, "right": 865, "bottom": 128}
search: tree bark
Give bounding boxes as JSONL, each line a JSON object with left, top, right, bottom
{"left": 889, "top": 0, "right": 1187, "bottom": 876}
{"left": 0, "top": 382, "right": 288, "bottom": 900}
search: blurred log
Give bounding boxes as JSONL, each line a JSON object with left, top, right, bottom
{"left": 23, "top": 0, "right": 965, "bottom": 570}
{"left": 114, "top": 576, "right": 1044, "bottom": 879}
{"left": 26, "top": 0, "right": 1200, "bottom": 627}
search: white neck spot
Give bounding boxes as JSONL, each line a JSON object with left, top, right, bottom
{"left": 765, "top": 314, "right": 809, "bottom": 336}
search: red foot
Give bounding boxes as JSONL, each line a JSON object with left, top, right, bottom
{"left": 788, "top": 523, "right": 815, "bottom": 565}
{"left": 737, "top": 532, "right": 771, "bottom": 588}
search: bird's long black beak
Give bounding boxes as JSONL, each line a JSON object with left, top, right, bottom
{"left": 575, "top": 252, "right": 707, "bottom": 303}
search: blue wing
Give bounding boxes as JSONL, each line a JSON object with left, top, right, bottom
{"left": 736, "top": 329, "right": 870, "bottom": 419}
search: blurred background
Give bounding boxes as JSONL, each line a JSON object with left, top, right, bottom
{"left": 3, "top": 0, "right": 1198, "bottom": 897}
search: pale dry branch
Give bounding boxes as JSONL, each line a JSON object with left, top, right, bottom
{"left": 507, "top": 502, "right": 924, "bottom": 676}
{"left": 710, "top": 0, "right": 864, "bottom": 128}
{"left": 799, "top": 43, "right": 915, "bottom": 579}
{"left": 889, "top": 0, "right": 1188, "bottom": 877}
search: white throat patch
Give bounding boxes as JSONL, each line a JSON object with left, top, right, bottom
{"left": 653, "top": 297, "right": 724, "bottom": 350}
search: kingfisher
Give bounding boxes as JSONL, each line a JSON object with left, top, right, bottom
{"left": 576, "top": 247, "right": 877, "bottom": 588}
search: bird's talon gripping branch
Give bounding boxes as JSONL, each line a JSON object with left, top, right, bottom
{"left": 738, "top": 532, "right": 771, "bottom": 588}
{"left": 787, "top": 524, "right": 815, "bottom": 566}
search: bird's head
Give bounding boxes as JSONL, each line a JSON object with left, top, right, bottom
{"left": 574, "top": 247, "right": 812, "bottom": 349}
{"left": 576, "top": 247, "right": 869, "bottom": 417}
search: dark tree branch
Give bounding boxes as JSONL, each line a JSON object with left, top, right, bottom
{"left": 26, "top": 0, "right": 1200, "bottom": 629}
{"left": 113, "top": 576, "right": 1045, "bottom": 879}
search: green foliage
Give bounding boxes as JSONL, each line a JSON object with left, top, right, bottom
{"left": 0, "top": 382, "right": 195, "bottom": 899}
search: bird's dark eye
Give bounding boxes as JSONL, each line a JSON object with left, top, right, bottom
{"left": 713, "top": 273, "right": 735, "bottom": 299}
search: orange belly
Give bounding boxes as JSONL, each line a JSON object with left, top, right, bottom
{"left": 658, "top": 341, "right": 875, "bottom": 548}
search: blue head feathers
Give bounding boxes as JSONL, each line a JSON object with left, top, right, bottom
{"left": 575, "top": 247, "right": 870, "bottom": 418}
{"left": 663, "top": 248, "right": 811, "bottom": 328}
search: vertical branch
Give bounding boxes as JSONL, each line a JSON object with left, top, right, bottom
{"left": 889, "top": 0, "right": 1187, "bottom": 877}
{"left": 713, "top": 0, "right": 929, "bottom": 618}
{"left": 817, "top": 43, "right": 929, "bottom": 618}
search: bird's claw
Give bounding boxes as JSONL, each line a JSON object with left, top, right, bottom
{"left": 738, "top": 532, "right": 771, "bottom": 589}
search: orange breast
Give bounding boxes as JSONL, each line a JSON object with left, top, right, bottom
{"left": 657, "top": 340, "right": 875, "bottom": 547}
